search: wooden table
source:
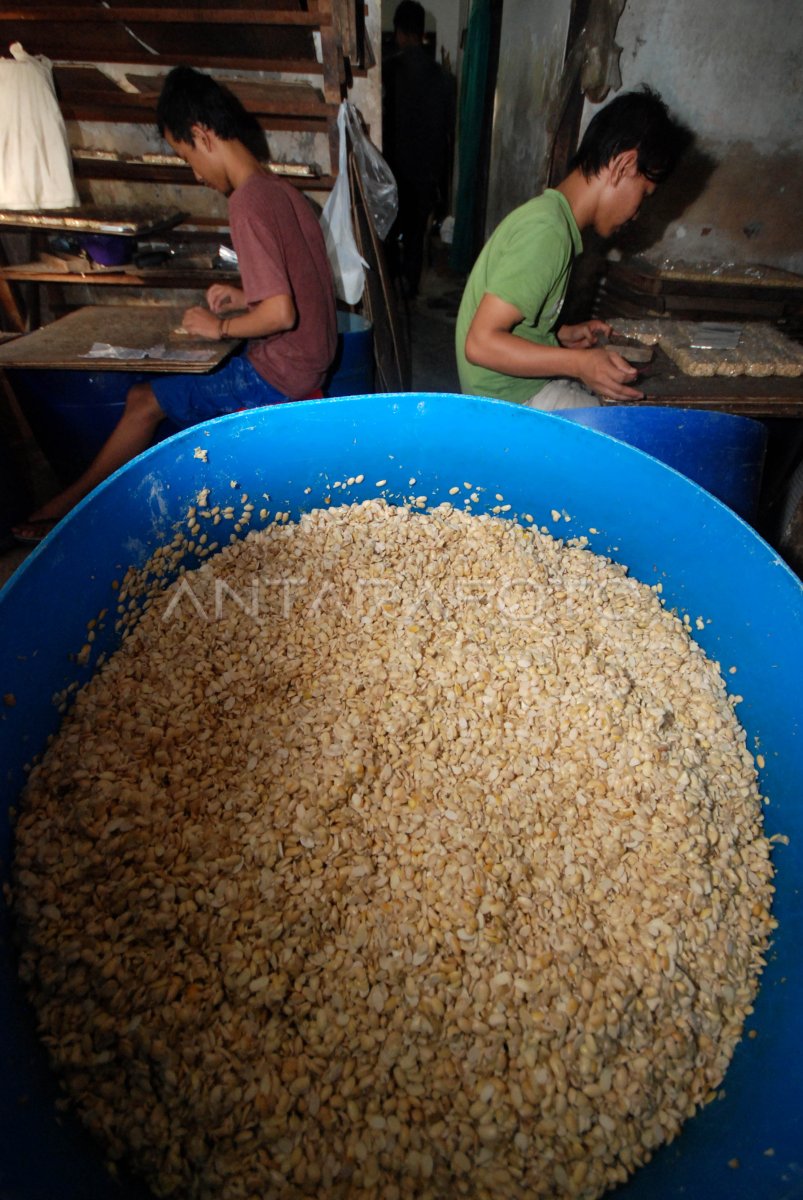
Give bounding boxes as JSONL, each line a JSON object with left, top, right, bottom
{"left": 0, "top": 305, "right": 240, "bottom": 374}
{"left": 615, "top": 347, "right": 803, "bottom": 419}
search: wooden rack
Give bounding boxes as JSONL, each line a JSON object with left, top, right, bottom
{"left": 0, "top": 1, "right": 366, "bottom": 181}
{"left": 0, "top": 0, "right": 371, "bottom": 331}
{"left": 596, "top": 257, "right": 803, "bottom": 332}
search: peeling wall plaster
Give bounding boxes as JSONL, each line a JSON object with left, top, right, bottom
{"left": 481, "top": 0, "right": 801, "bottom": 275}
{"left": 486, "top": 0, "right": 572, "bottom": 235}
{"left": 582, "top": 0, "right": 803, "bottom": 271}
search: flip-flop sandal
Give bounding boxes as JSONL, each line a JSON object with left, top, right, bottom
{"left": 11, "top": 518, "right": 59, "bottom": 546}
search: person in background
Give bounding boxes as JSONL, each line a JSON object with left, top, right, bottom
{"left": 13, "top": 66, "right": 337, "bottom": 544}
{"left": 456, "top": 86, "right": 691, "bottom": 409}
{"left": 382, "top": 0, "right": 453, "bottom": 300}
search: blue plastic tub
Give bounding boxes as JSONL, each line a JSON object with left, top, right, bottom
{"left": 0, "top": 394, "right": 801, "bottom": 1200}
{"left": 558, "top": 405, "right": 768, "bottom": 522}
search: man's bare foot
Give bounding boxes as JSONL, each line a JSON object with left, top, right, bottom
{"left": 11, "top": 517, "right": 60, "bottom": 545}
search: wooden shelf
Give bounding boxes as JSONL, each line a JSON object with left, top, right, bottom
{"left": 55, "top": 69, "right": 338, "bottom": 133}
{"left": 0, "top": 6, "right": 332, "bottom": 24}
{"left": 0, "top": 0, "right": 365, "bottom": 333}
{"left": 598, "top": 258, "right": 803, "bottom": 328}
{"left": 71, "top": 158, "right": 335, "bottom": 191}
{"left": 0, "top": 3, "right": 331, "bottom": 74}
{"left": 6, "top": 0, "right": 354, "bottom": 171}
{"left": 0, "top": 264, "right": 241, "bottom": 290}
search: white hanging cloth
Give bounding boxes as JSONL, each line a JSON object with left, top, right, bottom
{"left": 0, "top": 42, "right": 79, "bottom": 211}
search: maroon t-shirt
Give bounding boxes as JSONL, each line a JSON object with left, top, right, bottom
{"left": 228, "top": 172, "right": 337, "bottom": 398}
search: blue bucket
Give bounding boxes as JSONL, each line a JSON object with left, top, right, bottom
{"left": 326, "top": 311, "right": 374, "bottom": 397}
{"left": 558, "top": 406, "right": 768, "bottom": 522}
{"left": 0, "top": 395, "right": 801, "bottom": 1200}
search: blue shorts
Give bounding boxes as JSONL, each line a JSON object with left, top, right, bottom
{"left": 151, "top": 350, "right": 289, "bottom": 429}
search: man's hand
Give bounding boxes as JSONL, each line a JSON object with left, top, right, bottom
{"left": 557, "top": 320, "right": 611, "bottom": 349}
{"left": 205, "top": 284, "right": 246, "bottom": 315}
{"left": 181, "top": 305, "right": 224, "bottom": 341}
{"left": 576, "top": 346, "right": 644, "bottom": 400}
{"left": 464, "top": 294, "right": 643, "bottom": 398}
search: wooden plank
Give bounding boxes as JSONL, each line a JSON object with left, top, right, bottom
{"left": 0, "top": 277, "right": 26, "bottom": 335}
{"left": 0, "top": 306, "right": 239, "bottom": 373}
{"left": 62, "top": 100, "right": 333, "bottom": 132}
{"left": 70, "top": 159, "right": 335, "bottom": 192}
{"left": 609, "top": 257, "right": 803, "bottom": 293}
{"left": 317, "top": 0, "right": 346, "bottom": 107}
{"left": 604, "top": 260, "right": 803, "bottom": 324}
{"left": 598, "top": 277, "right": 667, "bottom": 313}
{"left": 2, "top": 26, "right": 317, "bottom": 68}
{"left": 618, "top": 347, "right": 803, "bottom": 418}
{"left": 349, "top": 154, "right": 410, "bottom": 392}
{"left": 54, "top": 69, "right": 334, "bottom": 127}
{"left": 1, "top": 7, "right": 331, "bottom": 25}
{"left": 663, "top": 293, "right": 785, "bottom": 318}
{"left": 0, "top": 208, "right": 186, "bottom": 237}
{"left": 333, "top": 0, "right": 358, "bottom": 63}
{"left": 0, "top": 265, "right": 241, "bottom": 289}
{"left": 125, "top": 74, "right": 329, "bottom": 114}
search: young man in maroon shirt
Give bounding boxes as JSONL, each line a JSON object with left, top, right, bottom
{"left": 15, "top": 66, "right": 337, "bottom": 543}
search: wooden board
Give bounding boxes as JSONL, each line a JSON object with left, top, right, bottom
{"left": 0, "top": 207, "right": 186, "bottom": 237}
{"left": 0, "top": 306, "right": 240, "bottom": 373}
{"left": 1, "top": 262, "right": 241, "bottom": 289}
{"left": 607, "top": 348, "right": 803, "bottom": 419}
{"left": 0, "top": 4, "right": 320, "bottom": 72}
{"left": 126, "top": 73, "right": 329, "bottom": 116}
{"left": 613, "top": 257, "right": 803, "bottom": 292}
{"left": 349, "top": 154, "right": 411, "bottom": 392}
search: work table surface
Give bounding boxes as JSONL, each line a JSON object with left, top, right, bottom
{"left": 610, "top": 347, "right": 803, "bottom": 419}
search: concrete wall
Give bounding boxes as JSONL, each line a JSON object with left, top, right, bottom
{"left": 485, "top": 0, "right": 572, "bottom": 234}
{"left": 479, "top": 0, "right": 801, "bottom": 274}
{"left": 581, "top": 0, "right": 803, "bottom": 272}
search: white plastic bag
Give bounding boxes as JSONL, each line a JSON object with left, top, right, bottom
{"left": 342, "top": 101, "right": 398, "bottom": 240}
{"left": 320, "top": 102, "right": 368, "bottom": 305}
{"left": 0, "top": 43, "right": 79, "bottom": 211}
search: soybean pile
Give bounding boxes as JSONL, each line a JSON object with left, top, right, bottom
{"left": 12, "top": 500, "right": 775, "bottom": 1199}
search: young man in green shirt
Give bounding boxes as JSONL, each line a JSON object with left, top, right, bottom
{"left": 456, "top": 87, "right": 690, "bottom": 408}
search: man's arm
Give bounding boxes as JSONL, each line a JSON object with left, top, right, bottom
{"left": 182, "top": 293, "right": 297, "bottom": 341}
{"left": 464, "top": 293, "right": 643, "bottom": 401}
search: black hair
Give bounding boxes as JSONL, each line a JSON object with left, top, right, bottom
{"left": 394, "top": 0, "right": 425, "bottom": 39}
{"left": 156, "top": 65, "right": 266, "bottom": 160}
{"left": 570, "top": 86, "right": 692, "bottom": 184}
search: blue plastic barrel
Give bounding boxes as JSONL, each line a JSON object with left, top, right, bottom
{"left": 8, "top": 369, "right": 179, "bottom": 485}
{"left": 326, "top": 311, "right": 374, "bottom": 397}
{"left": 0, "top": 395, "right": 801, "bottom": 1200}
{"left": 558, "top": 405, "right": 767, "bottom": 522}
{"left": 0, "top": 439, "right": 30, "bottom": 550}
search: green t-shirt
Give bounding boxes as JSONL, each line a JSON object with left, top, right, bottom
{"left": 455, "top": 189, "right": 583, "bottom": 405}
